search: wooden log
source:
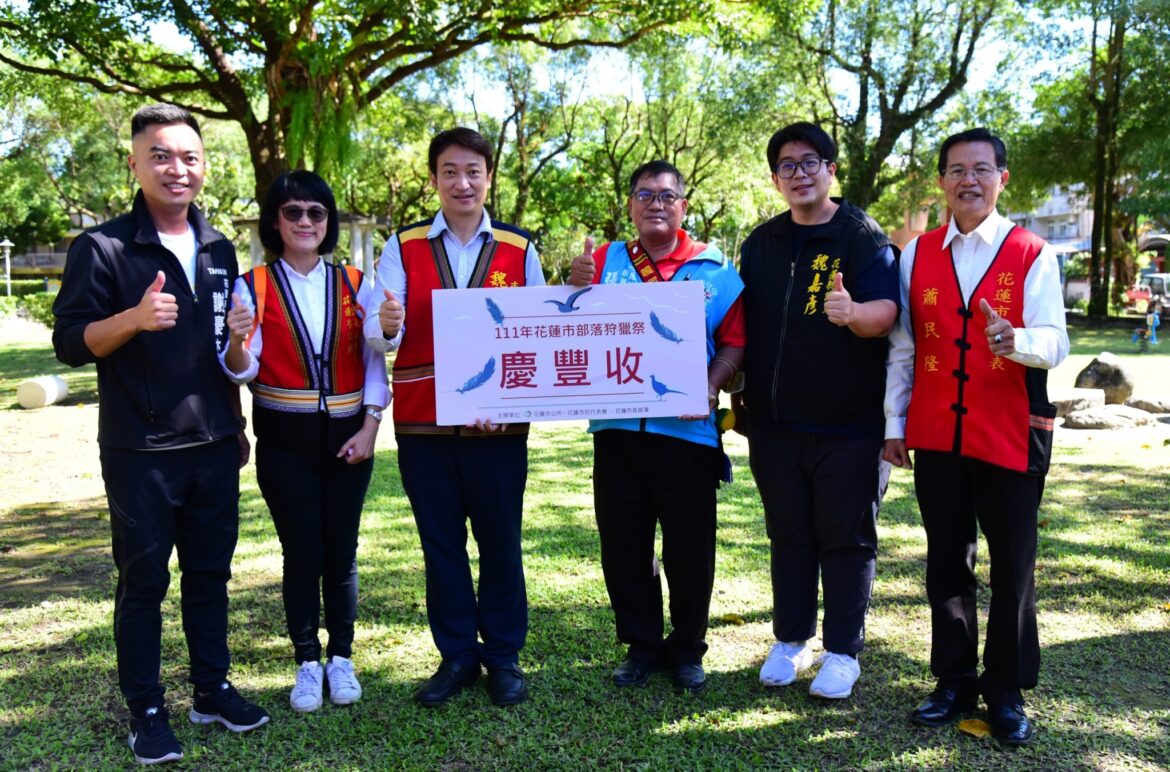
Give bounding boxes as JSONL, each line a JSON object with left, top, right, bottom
{"left": 17, "top": 375, "right": 69, "bottom": 409}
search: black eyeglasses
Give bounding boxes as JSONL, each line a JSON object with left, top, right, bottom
{"left": 631, "top": 189, "right": 683, "bottom": 206}
{"left": 775, "top": 158, "right": 830, "bottom": 179}
{"left": 280, "top": 205, "right": 330, "bottom": 223}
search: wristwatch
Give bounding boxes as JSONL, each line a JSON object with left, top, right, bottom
{"left": 365, "top": 407, "right": 383, "bottom": 423}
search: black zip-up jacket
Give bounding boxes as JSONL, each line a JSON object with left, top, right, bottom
{"left": 53, "top": 191, "right": 241, "bottom": 449}
{"left": 739, "top": 199, "right": 896, "bottom": 433}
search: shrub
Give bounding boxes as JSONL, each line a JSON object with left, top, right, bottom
{"left": 18, "top": 292, "right": 57, "bottom": 328}
{"left": 6, "top": 279, "right": 51, "bottom": 297}
{"left": 0, "top": 296, "right": 19, "bottom": 318}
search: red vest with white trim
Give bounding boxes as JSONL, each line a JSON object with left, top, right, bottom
{"left": 392, "top": 218, "right": 531, "bottom": 434}
{"left": 243, "top": 261, "right": 366, "bottom": 417}
{"left": 904, "top": 224, "right": 1046, "bottom": 472}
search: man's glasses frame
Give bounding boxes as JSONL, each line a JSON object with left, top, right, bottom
{"left": 774, "top": 158, "right": 829, "bottom": 179}
{"left": 279, "top": 204, "right": 330, "bottom": 224}
{"left": 631, "top": 189, "right": 684, "bottom": 206}
{"left": 942, "top": 165, "right": 1004, "bottom": 182}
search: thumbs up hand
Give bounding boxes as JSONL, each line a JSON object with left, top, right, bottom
{"left": 980, "top": 298, "right": 1015, "bottom": 356}
{"left": 225, "top": 292, "right": 254, "bottom": 345}
{"left": 824, "top": 271, "right": 853, "bottom": 327}
{"left": 569, "top": 236, "right": 596, "bottom": 287}
{"left": 379, "top": 288, "right": 405, "bottom": 338}
{"left": 135, "top": 270, "right": 178, "bottom": 332}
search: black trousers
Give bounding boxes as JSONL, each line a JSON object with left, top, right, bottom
{"left": 100, "top": 439, "right": 239, "bottom": 717}
{"left": 256, "top": 435, "right": 373, "bottom": 664}
{"left": 748, "top": 423, "right": 883, "bottom": 656}
{"left": 593, "top": 430, "right": 719, "bottom": 666}
{"left": 397, "top": 433, "right": 529, "bottom": 669}
{"left": 914, "top": 451, "right": 1043, "bottom": 706}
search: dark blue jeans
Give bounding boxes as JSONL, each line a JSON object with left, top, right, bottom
{"left": 101, "top": 439, "right": 239, "bottom": 716}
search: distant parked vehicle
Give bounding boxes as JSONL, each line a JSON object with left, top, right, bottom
{"left": 1126, "top": 273, "right": 1170, "bottom": 319}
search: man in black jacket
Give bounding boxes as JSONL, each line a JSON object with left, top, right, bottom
{"left": 53, "top": 104, "right": 268, "bottom": 766}
{"left": 734, "top": 122, "right": 898, "bottom": 701}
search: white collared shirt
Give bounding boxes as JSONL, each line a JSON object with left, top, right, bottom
{"left": 884, "top": 210, "right": 1069, "bottom": 439}
{"left": 363, "top": 209, "right": 544, "bottom": 352}
{"left": 219, "top": 257, "right": 390, "bottom": 409}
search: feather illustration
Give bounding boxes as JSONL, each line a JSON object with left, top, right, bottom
{"left": 485, "top": 297, "right": 505, "bottom": 325}
{"left": 649, "top": 311, "right": 683, "bottom": 344}
{"left": 456, "top": 357, "right": 496, "bottom": 393}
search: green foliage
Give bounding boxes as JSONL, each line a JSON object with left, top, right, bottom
{"left": 3, "top": 281, "right": 50, "bottom": 298}
{"left": 18, "top": 293, "right": 56, "bottom": 328}
{"left": 0, "top": 296, "right": 18, "bottom": 318}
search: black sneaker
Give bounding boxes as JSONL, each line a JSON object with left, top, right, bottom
{"left": 189, "top": 681, "right": 270, "bottom": 732}
{"left": 128, "top": 706, "right": 183, "bottom": 765}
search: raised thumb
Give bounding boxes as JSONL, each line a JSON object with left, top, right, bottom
{"left": 149, "top": 270, "right": 166, "bottom": 293}
{"left": 383, "top": 288, "right": 394, "bottom": 302}
{"left": 979, "top": 297, "right": 997, "bottom": 322}
{"left": 832, "top": 272, "right": 844, "bottom": 292}
{"left": 231, "top": 292, "right": 244, "bottom": 309}
{"left": 583, "top": 235, "right": 595, "bottom": 256}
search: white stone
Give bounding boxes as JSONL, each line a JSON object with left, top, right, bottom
{"left": 1049, "top": 387, "right": 1105, "bottom": 417}
{"left": 1125, "top": 395, "right": 1170, "bottom": 414}
{"left": 1061, "top": 404, "right": 1158, "bottom": 430}
{"left": 16, "top": 375, "right": 68, "bottom": 409}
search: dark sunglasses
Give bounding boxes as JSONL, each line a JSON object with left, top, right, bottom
{"left": 280, "top": 205, "right": 329, "bottom": 224}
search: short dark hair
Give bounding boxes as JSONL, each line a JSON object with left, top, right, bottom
{"left": 766, "top": 122, "right": 837, "bottom": 172}
{"left": 628, "top": 160, "right": 686, "bottom": 196}
{"left": 937, "top": 128, "right": 1008, "bottom": 174}
{"left": 259, "top": 170, "right": 340, "bottom": 257}
{"left": 428, "top": 127, "right": 494, "bottom": 175}
{"left": 131, "top": 103, "right": 202, "bottom": 138}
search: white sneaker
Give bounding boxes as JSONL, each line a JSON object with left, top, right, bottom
{"left": 759, "top": 641, "right": 815, "bottom": 687}
{"left": 325, "top": 656, "right": 363, "bottom": 705}
{"left": 290, "top": 661, "right": 323, "bottom": 713}
{"left": 809, "top": 652, "right": 860, "bottom": 699}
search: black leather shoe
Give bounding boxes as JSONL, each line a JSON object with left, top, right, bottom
{"left": 909, "top": 687, "right": 978, "bottom": 727}
{"left": 487, "top": 665, "right": 528, "bottom": 707}
{"left": 671, "top": 663, "right": 707, "bottom": 693}
{"left": 612, "top": 658, "right": 656, "bottom": 688}
{"left": 414, "top": 661, "right": 480, "bottom": 707}
{"left": 989, "top": 703, "right": 1036, "bottom": 746}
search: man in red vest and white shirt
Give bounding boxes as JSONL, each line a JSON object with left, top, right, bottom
{"left": 883, "top": 128, "right": 1068, "bottom": 746}
{"left": 365, "top": 127, "right": 544, "bottom": 708}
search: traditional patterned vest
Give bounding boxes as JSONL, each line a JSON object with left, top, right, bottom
{"left": 243, "top": 261, "right": 366, "bottom": 418}
{"left": 904, "top": 224, "right": 1051, "bottom": 473}
{"left": 392, "top": 218, "right": 531, "bottom": 435}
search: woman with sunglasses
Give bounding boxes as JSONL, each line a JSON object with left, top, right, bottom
{"left": 221, "top": 170, "right": 389, "bottom": 713}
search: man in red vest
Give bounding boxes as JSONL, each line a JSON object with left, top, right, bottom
{"left": 883, "top": 128, "right": 1069, "bottom": 745}
{"left": 364, "top": 127, "right": 543, "bottom": 708}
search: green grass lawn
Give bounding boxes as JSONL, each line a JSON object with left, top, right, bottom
{"left": 1, "top": 327, "right": 1168, "bottom": 769}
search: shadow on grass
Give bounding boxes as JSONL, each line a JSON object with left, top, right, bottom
{"left": 0, "top": 497, "right": 112, "bottom": 607}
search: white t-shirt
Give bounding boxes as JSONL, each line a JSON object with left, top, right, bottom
{"left": 158, "top": 225, "right": 198, "bottom": 291}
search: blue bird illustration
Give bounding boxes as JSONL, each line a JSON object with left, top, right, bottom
{"left": 544, "top": 286, "right": 592, "bottom": 313}
{"left": 650, "top": 375, "right": 687, "bottom": 400}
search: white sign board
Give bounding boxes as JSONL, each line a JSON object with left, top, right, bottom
{"left": 432, "top": 282, "right": 708, "bottom": 425}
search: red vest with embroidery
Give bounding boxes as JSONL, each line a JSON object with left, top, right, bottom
{"left": 392, "top": 218, "right": 530, "bottom": 434}
{"left": 904, "top": 225, "right": 1045, "bottom": 472}
{"left": 244, "top": 262, "right": 366, "bottom": 417}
